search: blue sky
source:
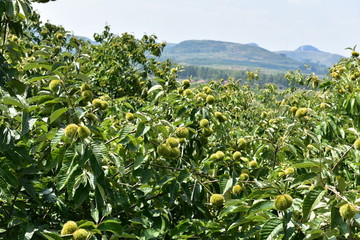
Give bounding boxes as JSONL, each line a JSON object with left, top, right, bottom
{"left": 33, "top": 0, "right": 360, "bottom": 56}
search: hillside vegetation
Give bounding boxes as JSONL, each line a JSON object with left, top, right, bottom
{"left": 162, "top": 40, "right": 331, "bottom": 74}
{"left": 0, "top": 1, "right": 360, "bottom": 240}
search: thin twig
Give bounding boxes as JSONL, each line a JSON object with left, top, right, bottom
{"left": 192, "top": 174, "right": 212, "bottom": 194}
{"left": 203, "top": 180, "right": 219, "bottom": 184}
{"left": 332, "top": 146, "right": 353, "bottom": 171}
{"left": 273, "top": 145, "right": 280, "bottom": 169}
{"left": 104, "top": 135, "right": 121, "bottom": 145}
{"left": 325, "top": 185, "right": 350, "bottom": 204}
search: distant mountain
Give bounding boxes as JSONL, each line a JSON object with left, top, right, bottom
{"left": 75, "top": 36, "right": 98, "bottom": 45}
{"left": 164, "top": 42, "right": 177, "bottom": 49}
{"left": 295, "top": 45, "right": 321, "bottom": 52}
{"left": 161, "top": 40, "right": 329, "bottom": 74}
{"left": 276, "top": 45, "right": 344, "bottom": 67}
{"left": 246, "top": 43, "right": 260, "bottom": 47}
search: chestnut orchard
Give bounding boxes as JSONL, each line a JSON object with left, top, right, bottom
{"left": 0, "top": 1, "right": 360, "bottom": 239}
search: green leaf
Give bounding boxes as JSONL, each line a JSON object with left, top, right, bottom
{"left": 176, "top": 106, "right": 187, "bottom": 118}
{"left": 0, "top": 162, "right": 19, "bottom": 188}
{"left": 169, "top": 220, "right": 191, "bottom": 237}
{"left": 118, "top": 125, "right": 132, "bottom": 141}
{"left": 191, "top": 181, "right": 202, "bottom": 203}
{"left": 49, "top": 107, "right": 68, "bottom": 124}
{"left": 178, "top": 169, "right": 190, "bottom": 182}
{"left": 291, "top": 173, "right": 317, "bottom": 188}
{"left": 141, "top": 169, "right": 153, "bottom": 184}
{"left": 24, "top": 225, "right": 36, "bottom": 240}
{"left": 0, "top": 178, "right": 12, "bottom": 201}
{"left": 22, "top": 63, "right": 40, "bottom": 71}
{"left": 289, "top": 136, "right": 306, "bottom": 149}
{"left": 19, "top": 178, "right": 37, "bottom": 199}
{"left": 356, "top": 92, "right": 360, "bottom": 105}
{"left": 219, "top": 175, "right": 232, "bottom": 194}
{"left": 51, "top": 62, "right": 66, "bottom": 72}
{"left": 20, "top": 111, "right": 30, "bottom": 136}
{"left": 91, "top": 141, "right": 108, "bottom": 163}
{"left": 68, "top": 72, "right": 90, "bottom": 82}
{"left": 91, "top": 204, "right": 99, "bottom": 223}
{"left": 97, "top": 219, "right": 123, "bottom": 236}
{"left": 222, "top": 178, "right": 233, "bottom": 195}
{"left": 76, "top": 73, "right": 90, "bottom": 82}
{"left": 23, "top": 62, "right": 51, "bottom": 71}
{"left": 18, "top": 0, "right": 31, "bottom": 18}
{"left": 56, "top": 146, "right": 78, "bottom": 190}
{"left": 134, "top": 112, "right": 150, "bottom": 122}
{"left": 293, "top": 162, "right": 318, "bottom": 169}
{"left": 135, "top": 122, "right": 150, "bottom": 138}
{"left": 220, "top": 205, "right": 248, "bottom": 218}
{"left": 0, "top": 95, "right": 26, "bottom": 109}
{"left": 154, "top": 91, "right": 165, "bottom": 102}
{"left": 260, "top": 218, "right": 283, "bottom": 240}
{"left": 248, "top": 201, "right": 274, "bottom": 215}
{"left": 134, "top": 156, "right": 146, "bottom": 168}
{"left": 330, "top": 204, "right": 349, "bottom": 235}
{"left": 78, "top": 220, "right": 97, "bottom": 228}
{"left": 51, "top": 128, "right": 65, "bottom": 149}
{"left": 144, "top": 229, "right": 160, "bottom": 240}
{"left": 90, "top": 144, "right": 106, "bottom": 178}
{"left": 40, "top": 231, "right": 63, "bottom": 240}
{"left": 27, "top": 75, "right": 57, "bottom": 83}
{"left": 123, "top": 102, "right": 134, "bottom": 111}
{"left": 302, "top": 186, "right": 326, "bottom": 221}
{"left": 147, "top": 84, "right": 163, "bottom": 94}
{"left": 0, "top": 125, "right": 15, "bottom": 152}
{"left": 6, "top": 78, "right": 26, "bottom": 94}
{"left": 284, "top": 144, "right": 298, "bottom": 156}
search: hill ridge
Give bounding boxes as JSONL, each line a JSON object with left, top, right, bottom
{"left": 295, "top": 45, "right": 320, "bottom": 52}
{"left": 162, "top": 39, "right": 335, "bottom": 73}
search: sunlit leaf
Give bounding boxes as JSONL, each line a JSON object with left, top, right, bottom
{"left": 259, "top": 218, "right": 283, "bottom": 240}
{"left": 302, "top": 186, "right": 326, "bottom": 221}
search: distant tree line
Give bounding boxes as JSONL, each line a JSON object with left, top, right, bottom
{"left": 178, "top": 65, "right": 291, "bottom": 88}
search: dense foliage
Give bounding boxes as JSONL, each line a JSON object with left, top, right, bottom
{"left": 0, "top": 1, "right": 359, "bottom": 239}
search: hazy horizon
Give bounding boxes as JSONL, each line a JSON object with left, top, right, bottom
{"left": 33, "top": 0, "right": 360, "bottom": 56}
